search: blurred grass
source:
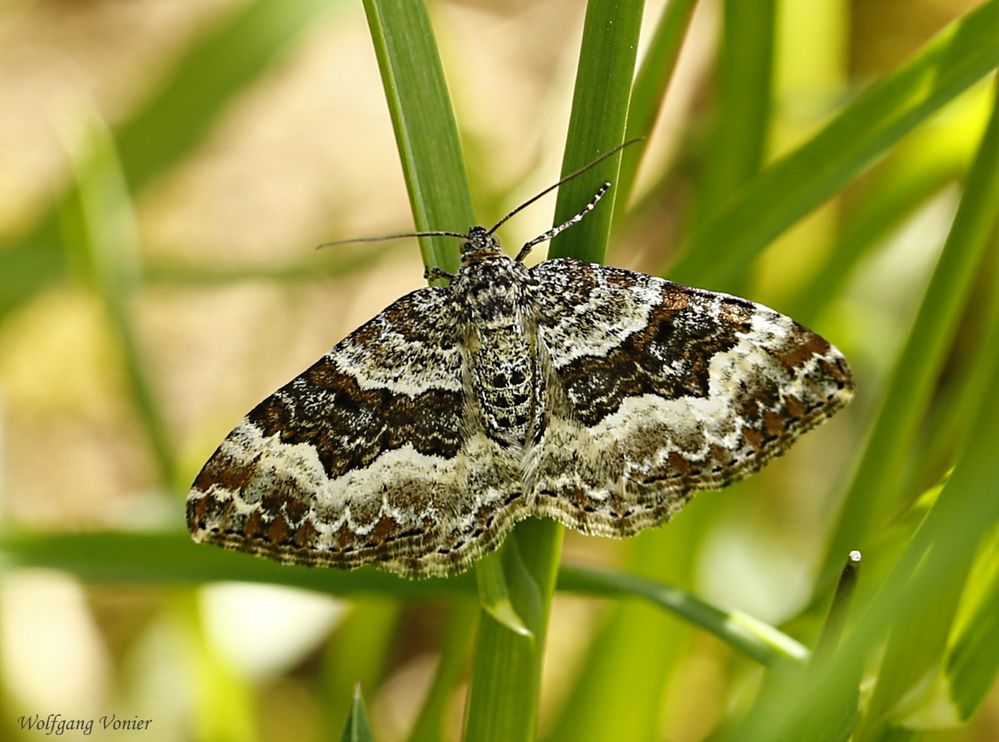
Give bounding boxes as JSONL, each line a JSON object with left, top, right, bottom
{"left": 3, "top": 0, "right": 999, "bottom": 740}
{"left": 323, "top": 602, "right": 399, "bottom": 739}
{"left": 721, "top": 74, "right": 999, "bottom": 742}
{"left": 819, "top": 75, "right": 999, "bottom": 590}
{"left": 668, "top": 0, "right": 999, "bottom": 292}
{"left": 785, "top": 88, "right": 992, "bottom": 325}
{"left": 613, "top": 0, "right": 697, "bottom": 225}
{"left": 60, "top": 113, "right": 178, "bottom": 490}
{"left": 693, "top": 0, "right": 774, "bottom": 229}
{"left": 949, "top": 530, "right": 999, "bottom": 723}
{"left": 406, "top": 601, "right": 477, "bottom": 742}
{"left": 853, "top": 77, "right": 999, "bottom": 739}
{"left": 0, "top": 0, "right": 338, "bottom": 318}
{"left": 0, "top": 528, "right": 808, "bottom": 664}
{"left": 728, "top": 247, "right": 999, "bottom": 742}
{"left": 184, "top": 593, "right": 258, "bottom": 742}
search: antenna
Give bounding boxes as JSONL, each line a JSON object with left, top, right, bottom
{"left": 316, "top": 138, "right": 643, "bottom": 251}
{"left": 487, "top": 138, "right": 642, "bottom": 235}
{"left": 316, "top": 229, "right": 469, "bottom": 251}
{"left": 514, "top": 182, "right": 610, "bottom": 263}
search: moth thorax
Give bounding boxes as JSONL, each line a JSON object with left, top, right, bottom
{"left": 459, "top": 257, "right": 527, "bottom": 323}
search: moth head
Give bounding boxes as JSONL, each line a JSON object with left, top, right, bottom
{"left": 460, "top": 226, "right": 505, "bottom": 264}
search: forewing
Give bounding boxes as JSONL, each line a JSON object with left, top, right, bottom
{"left": 187, "top": 287, "right": 526, "bottom": 578}
{"left": 528, "top": 258, "right": 854, "bottom": 536}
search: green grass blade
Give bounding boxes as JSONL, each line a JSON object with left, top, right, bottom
{"left": 339, "top": 684, "right": 375, "bottom": 742}
{"left": 325, "top": 607, "right": 396, "bottom": 739}
{"left": 777, "top": 304, "right": 999, "bottom": 739}
{"left": 182, "top": 594, "right": 258, "bottom": 742}
{"left": 856, "top": 86, "right": 999, "bottom": 732}
{"left": 546, "top": 502, "right": 720, "bottom": 742}
{"left": 0, "top": 527, "right": 814, "bottom": 667}
{"left": 464, "top": 518, "right": 563, "bottom": 741}
{"left": 363, "top": 2, "right": 563, "bottom": 738}
{"left": 465, "top": 3, "right": 645, "bottom": 739}
{"left": 0, "top": 529, "right": 475, "bottom": 598}
{"left": 144, "top": 247, "right": 390, "bottom": 286}
{"left": 117, "top": 0, "right": 337, "bottom": 193}
{"left": 613, "top": 0, "right": 698, "bottom": 222}
{"left": 0, "top": 531, "right": 820, "bottom": 676}
{"left": 363, "top": 0, "right": 473, "bottom": 274}
{"left": 474, "top": 549, "right": 533, "bottom": 637}
{"left": 549, "top": 4, "right": 776, "bottom": 738}
{"left": 0, "top": 0, "right": 337, "bottom": 319}
{"left": 558, "top": 565, "right": 808, "bottom": 665}
{"left": 812, "top": 550, "right": 862, "bottom": 661}
{"left": 819, "top": 79, "right": 999, "bottom": 587}
{"left": 855, "top": 543, "right": 969, "bottom": 737}
{"left": 406, "top": 601, "right": 477, "bottom": 742}
{"left": 548, "top": 0, "right": 647, "bottom": 264}
{"left": 947, "top": 530, "right": 999, "bottom": 722}
{"left": 784, "top": 87, "right": 992, "bottom": 324}
{"left": 722, "top": 78, "right": 999, "bottom": 742}
{"left": 668, "top": 0, "right": 999, "bottom": 290}
{"left": 58, "top": 113, "right": 177, "bottom": 489}
{"left": 785, "top": 153, "right": 968, "bottom": 325}
{"left": 694, "top": 0, "right": 775, "bottom": 224}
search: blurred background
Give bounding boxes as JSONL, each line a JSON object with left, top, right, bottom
{"left": 1, "top": 0, "right": 996, "bottom": 739}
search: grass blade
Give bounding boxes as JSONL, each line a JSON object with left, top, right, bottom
{"left": 406, "top": 601, "right": 477, "bottom": 742}
{"left": 363, "top": 0, "right": 473, "bottom": 274}
{"left": 464, "top": 518, "right": 562, "bottom": 741}
{"left": 547, "top": 499, "right": 731, "bottom": 741}
{"left": 694, "top": 0, "right": 775, "bottom": 223}
{"left": 785, "top": 90, "right": 991, "bottom": 324}
{"left": 474, "top": 549, "right": 533, "bottom": 638}
{"left": 339, "top": 684, "right": 375, "bottom": 742}
{"left": 363, "top": 1, "right": 565, "bottom": 738}
{"left": 325, "top": 610, "right": 396, "bottom": 739}
{"left": 0, "top": 529, "right": 474, "bottom": 598}
{"left": 723, "top": 76, "right": 999, "bottom": 742}
{"left": 558, "top": 565, "right": 808, "bottom": 665}
{"left": 549, "top": 4, "right": 777, "bottom": 738}
{"left": 613, "top": 0, "right": 698, "bottom": 222}
{"left": 548, "top": 0, "right": 647, "bottom": 264}
{"left": 59, "top": 113, "right": 177, "bottom": 489}
{"left": 947, "top": 530, "right": 999, "bottom": 722}
{"left": 0, "top": 528, "right": 819, "bottom": 671}
{"left": 466, "top": 3, "right": 645, "bottom": 739}
{"left": 819, "top": 79, "right": 999, "bottom": 586}
{"left": 117, "top": 0, "right": 336, "bottom": 193}
{"left": 668, "top": 0, "right": 999, "bottom": 290}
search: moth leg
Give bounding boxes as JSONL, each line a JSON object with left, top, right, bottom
{"left": 423, "top": 266, "right": 456, "bottom": 283}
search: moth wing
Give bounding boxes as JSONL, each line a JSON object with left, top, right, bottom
{"left": 528, "top": 258, "right": 854, "bottom": 536}
{"left": 187, "top": 287, "right": 527, "bottom": 578}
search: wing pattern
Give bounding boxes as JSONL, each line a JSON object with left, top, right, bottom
{"left": 528, "top": 258, "right": 854, "bottom": 537}
{"left": 187, "top": 287, "right": 528, "bottom": 577}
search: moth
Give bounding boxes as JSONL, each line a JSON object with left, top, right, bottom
{"left": 187, "top": 168, "right": 854, "bottom": 578}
